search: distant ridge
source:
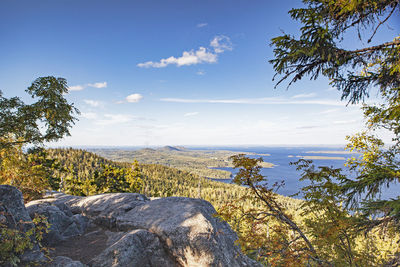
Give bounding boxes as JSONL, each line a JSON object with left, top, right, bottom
{"left": 158, "top": 146, "right": 185, "bottom": 152}
{"left": 142, "top": 148, "right": 156, "bottom": 152}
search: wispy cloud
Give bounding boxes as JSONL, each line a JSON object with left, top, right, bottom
{"left": 333, "top": 119, "right": 358, "bottom": 125}
{"left": 93, "top": 113, "right": 152, "bottom": 126}
{"left": 137, "top": 35, "right": 232, "bottom": 68}
{"left": 320, "top": 108, "right": 339, "bottom": 114}
{"left": 88, "top": 82, "right": 107, "bottom": 88}
{"left": 197, "top": 23, "right": 208, "bottom": 28}
{"left": 210, "top": 35, "right": 233, "bottom": 53}
{"left": 95, "top": 114, "right": 135, "bottom": 126}
{"left": 68, "top": 81, "right": 107, "bottom": 92}
{"left": 184, "top": 112, "right": 199, "bottom": 117}
{"left": 69, "top": 85, "right": 85, "bottom": 91}
{"left": 296, "top": 125, "right": 321, "bottom": 129}
{"left": 196, "top": 70, "right": 205, "bottom": 75}
{"left": 80, "top": 112, "right": 97, "bottom": 120}
{"left": 84, "top": 99, "right": 102, "bottom": 107}
{"left": 160, "top": 97, "right": 347, "bottom": 106}
{"left": 126, "top": 93, "right": 143, "bottom": 103}
{"left": 291, "top": 93, "right": 316, "bottom": 99}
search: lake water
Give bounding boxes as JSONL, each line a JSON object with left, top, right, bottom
{"left": 190, "top": 146, "right": 399, "bottom": 199}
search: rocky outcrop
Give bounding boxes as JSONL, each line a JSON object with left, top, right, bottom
{"left": 47, "top": 256, "right": 87, "bottom": 267}
{"left": 0, "top": 185, "right": 32, "bottom": 229}
{"left": 26, "top": 201, "right": 89, "bottom": 246}
{"left": 0, "top": 185, "right": 47, "bottom": 265}
{"left": 91, "top": 229, "right": 175, "bottom": 267}
{"left": 114, "top": 197, "right": 253, "bottom": 266}
{"left": 1, "top": 185, "right": 260, "bottom": 267}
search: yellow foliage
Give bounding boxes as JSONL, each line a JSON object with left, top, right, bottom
{"left": 0, "top": 138, "right": 49, "bottom": 202}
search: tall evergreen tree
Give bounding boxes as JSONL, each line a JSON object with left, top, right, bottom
{"left": 270, "top": 0, "right": 400, "bottom": 230}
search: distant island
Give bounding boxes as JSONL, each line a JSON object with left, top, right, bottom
{"left": 296, "top": 155, "right": 346, "bottom": 160}
{"left": 305, "top": 150, "right": 359, "bottom": 155}
{"left": 88, "top": 146, "right": 273, "bottom": 179}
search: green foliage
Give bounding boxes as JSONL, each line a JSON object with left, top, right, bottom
{"left": 270, "top": 0, "right": 399, "bottom": 102}
{"left": 0, "top": 76, "right": 79, "bottom": 149}
{"left": 44, "top": 149, "right": 144, "bottom": 196}
{"left": 0, "top": 214, "right": 49, "bottom": 266}
{"left": 63, "top": 164, "right": 86, "bottom": 196}
{"left": 129, "top": 160, "right": 144, "bottom": 192}
{"left": 46, "top": 148, "right": 120, "bottom": 184}
{"left": 27, "top": 148, "right": 62, "bottom": 191}
{"left": 343, "top": 133, "right": 400, "bottom": 230}
{"left": 92, "top": 163, "right": 143, "bottom": 194}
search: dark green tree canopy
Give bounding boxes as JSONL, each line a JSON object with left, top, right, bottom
{"left": 270, "top": 0, "right": 399, "bottom": 104}
{"left": 0, "top": 76, "right": 79, "bottom": 149}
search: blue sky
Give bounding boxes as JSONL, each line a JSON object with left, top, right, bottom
{"left": 1, "top": 0, "right": 398, "bottom": 146}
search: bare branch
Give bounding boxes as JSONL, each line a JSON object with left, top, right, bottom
{"left": 368, "top": 3, "right": 398, "bottom": 43}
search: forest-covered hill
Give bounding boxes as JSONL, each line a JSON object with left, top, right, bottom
{"left": 86, "top": 146, "right": 273, "bottom": 179}
{"left": 46, "top": 148, "right": 295, "bottom": 211}
{"left": 46, "top": 148, "right": 399, "bottom": 265}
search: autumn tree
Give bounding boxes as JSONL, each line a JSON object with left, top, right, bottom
{"left": 0, "top": 76, "right": 79, "bottom": 200}
{"left": 219, "top": 155, "right": 321, "bottom": 265}
{"left": 221, "top": 154, "right": 398, "bottom": 266}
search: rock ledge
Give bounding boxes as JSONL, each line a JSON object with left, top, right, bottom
{"left": 1, "top": 186, "right": 260, "bottom": 267}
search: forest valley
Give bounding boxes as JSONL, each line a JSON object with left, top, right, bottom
{"left": 1, "top": 0, "right": 400, "bottom": 266}
{"left": 1, "top": 145, "right": 399, "bottom": 266}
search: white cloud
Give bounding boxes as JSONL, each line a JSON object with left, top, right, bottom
{"left": 137, "top": 35, "right": 232, "bottom": 68}
{"left": 126, "top": 93, "right": 143, "bottom": 103}
{"left": 92, "top": 113, "right": 152, "bottom": 126}
{"left": 80, "top": 112, "right": 97, "bottom": 120}
{"left": 95, "top": 114, "right": 134, "bottom": 126}
{"left": 160, "top": 97, "right": 348, "bottom": 106}
{"left": 68, "top": 81, "right": 107, "bottom": 92}
{"left": 197, "top": 23, "right": 208, "bottom": 28}
{"left": 333, "top": 120, "right": 358, "bottom": 125}
{"left": 196, "top": 70, "right": 205, "bottom": 75}
{"left": 138, "top": 47, "right": 217, "bottom": 68}
{"left": 320, "top": 108, "right": 339, "bottom": 114}
{"left": 184, "top": 112, "right": 199, "bottom": 117}
{"left": 291, "top": 93, "right": 317, "bottom": 99}
{"left": 84, "top": 99, "right": 102, "bottom": 107}
{"left": 68, "top": 85, "right": 85, "bottom": 91}
{"left": 296, "top": 125, "right": 320, "bottom": 129}
{"left": 88, "top": 82, "right": 107, "bottom": 88}
{"left": 210, "top": 35, "right": 233, "bottom": 53}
